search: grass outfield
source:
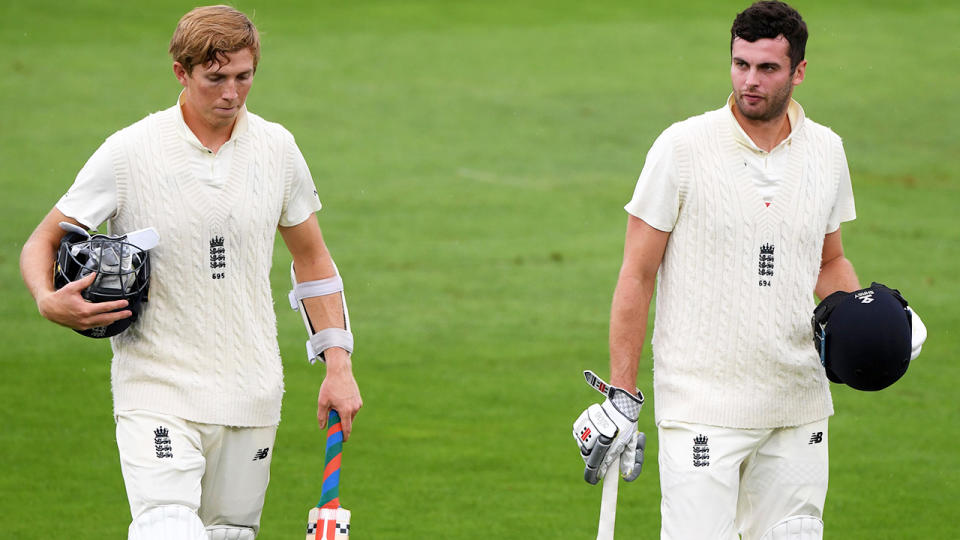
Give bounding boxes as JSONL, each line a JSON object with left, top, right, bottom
{"left": 2, "top": 1, "right": 958, "bottom": 538}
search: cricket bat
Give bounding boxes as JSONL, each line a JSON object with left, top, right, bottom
{"left": 597, "top": 461, "right": 619, "bottom": 540}
{"left": 306, "top": 410, "right": 351, "bottom": 540}
{"left": 583, "top": 370, "right": 623, "bottom": 540}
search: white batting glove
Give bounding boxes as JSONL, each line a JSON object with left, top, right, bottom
{"left": 572, "top": 371, "right": 645, "bottom": 484}
{"left": 907, "top": 306, "right": 927, "bottom": 361}
{"left": 619, "top": 431, "right": 647, "bottom": 482}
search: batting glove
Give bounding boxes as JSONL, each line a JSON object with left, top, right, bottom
{"left": 572, "top": 370, "right": 645, "bottom": 484}
{"left": 907, "top": 306, "right": 927, "bottom": 361}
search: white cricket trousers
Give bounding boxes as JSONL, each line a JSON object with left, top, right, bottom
{"left": 658, "top": 418, "right": 829, "bottom": 540}
{"left": 116, "top": 410, "right": 277, "bottom": 535}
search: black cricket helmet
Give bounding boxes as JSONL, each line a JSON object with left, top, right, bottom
{"left": 54, "top": 223, "right": 152, "bottom": 338}
{"left": 812, "top": 282, "right": 912, "bottom": 391}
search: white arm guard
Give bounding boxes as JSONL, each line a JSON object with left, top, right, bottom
{"left": 289, "top": 262, "right": 353, "bottom": 364}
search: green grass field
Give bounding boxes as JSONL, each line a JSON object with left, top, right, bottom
{"left": 2, "top": 1, "right": 958, "bottom": 538}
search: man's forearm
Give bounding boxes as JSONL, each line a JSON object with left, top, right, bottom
{"left": 815, "top": 255, "right": 860, "bottom": 300}
{"left": 20, "top": 209, "right": 81, "bottom": 303}
{"left": 609, "top": 272, "right": 655, "bottom": 390}
{"left": 20, "top": 231, "right": 58, "bottom": 304}
{"left": 293, "top": 252, "right": 348, "bottom": 336}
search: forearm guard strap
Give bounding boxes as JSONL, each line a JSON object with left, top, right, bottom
{"left": 289, "top": 262, "right": 353, "bottom": 364}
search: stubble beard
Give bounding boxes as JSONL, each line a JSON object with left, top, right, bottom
{"left": 735, "top": 77, "right": 794, "bottom": 122}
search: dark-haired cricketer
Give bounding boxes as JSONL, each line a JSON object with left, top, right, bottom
{"left": 594, "top": 3, "right": 860, "bottom": 539}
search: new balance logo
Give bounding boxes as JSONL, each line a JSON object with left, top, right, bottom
{"left": 154, "top": 426, "right": 173, "bottom": 459}
{"left": 253, "top": 448, "right": 270, "bottom": 461}
{"left": 809, "top": 432, "right": 824, "bottom": 444}
{"left": 692, "top": 434, "right": 710, "bottom": 467}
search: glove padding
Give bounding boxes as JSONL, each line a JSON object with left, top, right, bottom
{"left": 619, "top": 431, "right": 646, "bottom": 482}
{"left": 572, "top": 370, "right": 645, "bottom": 484}
{"left": 906, "top": 306, "right": 926, "bottom": 361}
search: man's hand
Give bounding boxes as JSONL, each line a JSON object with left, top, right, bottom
{"left": 37, "top": 272, "right": 131, "bottom": 330}
{"left": 317, "top": 349, "right": 362, "bottom": 440}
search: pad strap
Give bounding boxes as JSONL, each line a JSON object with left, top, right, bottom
{"left": 289, "top": 262, "right": 353, "bottom": 364}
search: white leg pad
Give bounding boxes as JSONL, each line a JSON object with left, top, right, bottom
{"left": 207, "top": 525, "right": 256, "bottom": 540}
{"left": 128, "top": 505, "right": 208, "bottom": 540}
{"left": 759, "top": 515, "right": 824, "bottom": 540}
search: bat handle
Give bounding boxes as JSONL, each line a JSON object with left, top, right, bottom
{"left": 327, "top": 409, "right": 341, "bottom": 433}
{"left": 319, "top": 409, "right": 344, "bottom": 510}
{"left": 597, "top": 461, "right": 619, "bottom": 540}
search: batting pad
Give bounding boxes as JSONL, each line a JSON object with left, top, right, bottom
{"left": 760, "top": 515, "right": 823, "bottom": 539}
{"left": 128, "top": 505, "right": 207, "bottom": 540}
{"left": 307, "top": 507, "right": 350, "bottom": 540}
{"left": 206, "top": 526, "right": 255, "bottom": 540}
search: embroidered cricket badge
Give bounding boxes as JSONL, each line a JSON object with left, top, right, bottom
{"left": 154, "top": 426, "right": 173, "bottom": 459}
{"left": 758, "top": 243, "right": 775, "bottom": 287}
{"left": 209, "top": 235, "right": 226, "bottom": 280}
{"left": 692, "top": 434, "right": 710, "bottom": 468}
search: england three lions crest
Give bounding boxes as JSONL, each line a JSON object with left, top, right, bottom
{"left": 692, "top": 434, "right": 710, "bottom": 468}
{"left": 758, "top": 243, "right": 774, "bottom": 287}
{"left": 210, "top": 236, "right": 226, "bottom": 280}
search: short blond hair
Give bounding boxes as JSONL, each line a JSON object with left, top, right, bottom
{"left": 169, "top": 5, "right": 260, "bottom": 74}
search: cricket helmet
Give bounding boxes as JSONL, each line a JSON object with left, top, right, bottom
{"left": 812, "top": 282, "right": 912, "bottom": 391}
{"left": 54, "top": 226, "right": 152, "bottom": 338}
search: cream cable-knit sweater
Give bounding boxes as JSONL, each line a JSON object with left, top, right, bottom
{"left": 651, "top": 107, "right": 849, "bottom": 429}
{"left": 107, "top": 107, "right": 301, "bottom": 427}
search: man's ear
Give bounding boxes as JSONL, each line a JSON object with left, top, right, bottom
{"left": 792, "top": 59, "right": 807, "bottom": 86}
{"left": 172, "top": 62, "right": 189, "bottom": 87}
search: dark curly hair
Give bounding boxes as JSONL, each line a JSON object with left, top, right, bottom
{"left": 730, "top": 1, "right": 808, "bottom": 71}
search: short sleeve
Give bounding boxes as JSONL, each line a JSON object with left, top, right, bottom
{"left": 55, "top": 137, "right": 119, "bottom": 229}
{"left": 279, "top": 138, "right": 322, "bottom": 227}
{"left": 623, "top": 129, "right": 682, "bottom": 232}
{"left": 825, "top": 140, "right": 856, "bottom": 234}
